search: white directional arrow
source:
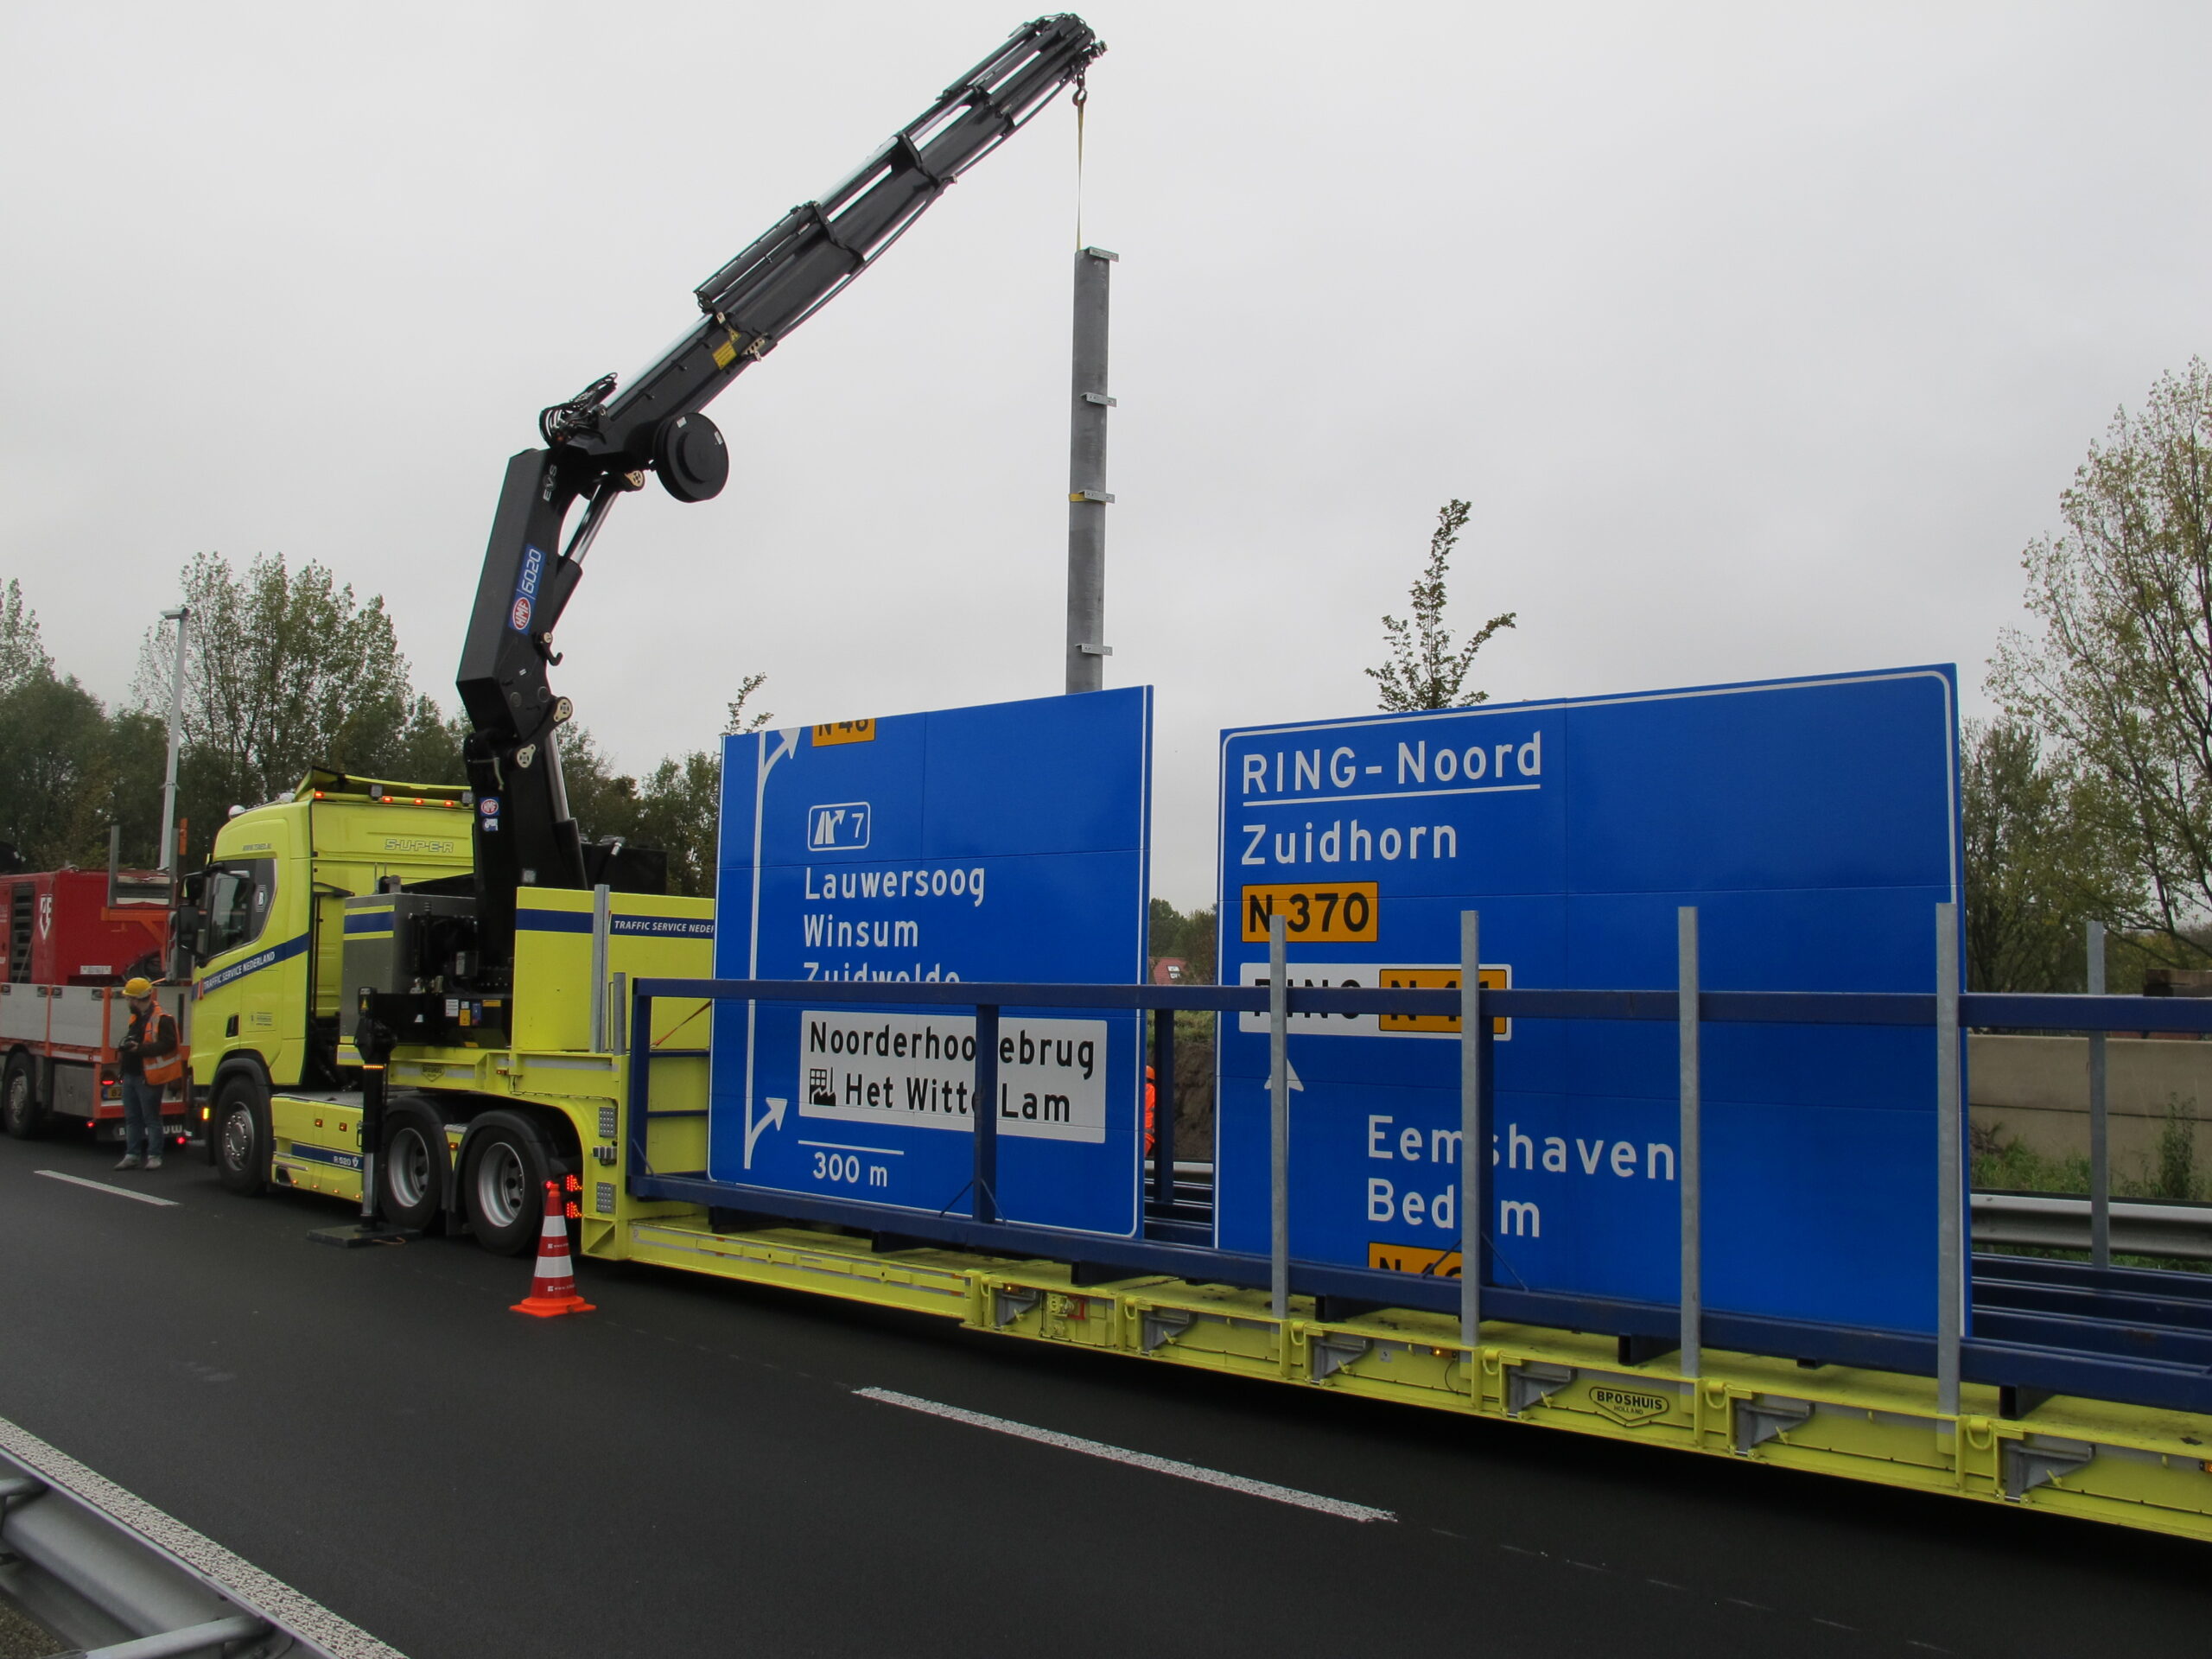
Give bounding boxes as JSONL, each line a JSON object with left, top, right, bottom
{"left": 745, "top": 1096, "right": 788, "bottom": 1166}
{"left": 1265, "top": 1055, "right": 1304, "bottom": 1094}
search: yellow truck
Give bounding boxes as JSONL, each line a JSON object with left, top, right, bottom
{"left": 181, "top": 16, "right": 1103, "bottom": 1255}
{"left": 159, "top": 16, "right": 2212, "bottom": 1546}
{"left": 187, "top": 772, "right": 712, "bottom": 1253}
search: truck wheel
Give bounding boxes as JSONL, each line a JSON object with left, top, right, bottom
{"left": 213, "top": 1071, "right": 270, "bottom": 1196}
{"left": 380, "top": 1115, "right": 447, "bottom": 1233}
{"left": 461, "top": 1119, "right": 552, "bottom": 1255}
{"left": 2, "top": 1054, "right": 43, "bottom": 1141}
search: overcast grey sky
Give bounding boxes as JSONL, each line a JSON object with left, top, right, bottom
{"left": 3, "top": 3, "right": 2207, "bottom": 906}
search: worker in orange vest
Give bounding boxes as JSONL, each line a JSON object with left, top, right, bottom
{"left": 115, "top": 976, "right": 181, "bottom": 1171}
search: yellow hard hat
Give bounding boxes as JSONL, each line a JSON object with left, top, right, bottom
{"left": 122, "top": 976, "right": 154, "bottom": 998}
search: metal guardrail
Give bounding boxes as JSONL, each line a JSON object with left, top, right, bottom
{"left": 0, "top": 1413, "right": 403, "bottom": 1658}
{"left": 1974, "top": 1192, "right": 2212, "bottom": 1263}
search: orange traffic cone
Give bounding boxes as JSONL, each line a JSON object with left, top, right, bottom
{"left": 511, "top": 1179, "right": 595, "bottom": 1318}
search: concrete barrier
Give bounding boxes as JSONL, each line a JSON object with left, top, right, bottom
{"left": 1969, "top": 1033, "right": 2210, "bottom": 1168}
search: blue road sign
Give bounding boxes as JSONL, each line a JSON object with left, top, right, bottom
{"left": 709, "top": 688, "right": 1152, "bottom": 1236}
{"left": 1214, "top": 668, "right": 1961, "bottom": 1335}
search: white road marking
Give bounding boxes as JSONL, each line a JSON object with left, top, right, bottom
{"left": 35, "top": 1170, "right": 178, "bottom": 1207}
{"left": 855, "top": 1387, "right": 1395, "bottom": 1523}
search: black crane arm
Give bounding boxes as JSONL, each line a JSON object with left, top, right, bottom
{"left": 453, "top": 15, "right": 1103, "bottom": 988}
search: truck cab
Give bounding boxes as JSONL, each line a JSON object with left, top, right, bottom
{"left": 190, "top": 768, "right": 712, "bottom": 1254}
{"left": 190, "top": 772, "right": 474, "bottom": 1108}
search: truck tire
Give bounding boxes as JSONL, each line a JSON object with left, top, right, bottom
{"left": 461, "top": 1116, "right": 555, "bottom": 1256}
{"left": 380, "top": 1110, "right": 447, "bottom": 1233}
{"left": 213, "top": 1070, "right": 270, "bottom": 1196}
{"left": 2, "top": 1053, "right": 43, "bottom": 1141}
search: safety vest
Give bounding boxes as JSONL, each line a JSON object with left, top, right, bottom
{"left": 130, "top": 1001, "right": 185, "bottom": 1087}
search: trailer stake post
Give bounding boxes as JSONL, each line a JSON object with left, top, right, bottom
{"left": 1151, "top": 1001, "right": 1176, "bottom": 1209}
{"left": 1936, "top": 902, "right": 1962, "bottom": 1417}
{"left": 974, "top": 1005, "right": 1001, "bottom": 1224}
{"left": 1269, "top": 913, "right": 1289, "bottom": 1320}
{"left": 1679, "top": 906, "right": 1702, "bottom": 1380}
{"left": 1459, "top": 911, "right": 1482, "bottom": 1348}
{"left": 2088, "top": 918, "right": 2110, "bottom": 1269}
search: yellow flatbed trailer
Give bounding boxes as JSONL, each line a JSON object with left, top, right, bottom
{"left": 190, "top": 791, "right": 2212, "bottom": 1546}
{"left": 252, "top": 957, "right": 2212, "bottom": 1547}
{"left": 612, "top": 1216, "right": 2212, "bottom": 1545}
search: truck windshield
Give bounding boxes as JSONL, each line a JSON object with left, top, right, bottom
{"left": 204, "top": 860, "right": 276, "bottom": 957}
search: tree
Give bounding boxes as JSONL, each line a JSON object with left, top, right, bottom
{"left": 1961, "top": 715, "right": 2144, "bottom": 991}
{"left": 635, "top": 750, "right": 723, "bottom": 899}
{"left": 132, "top": 553, "right": 422, "bottom": 836}
{"left": 549, "top": 675, "right": 770, "bottom": 899}
{"left": 391, "top": 699, "right": 471, "bottom": 787}
{"left": 1993, "top": 360, "right": 2212, "bottom": 956}
{"left": 722, "top": 673, "right": 773, "bottom": 735}
{"left": 0, "top": 673, "right": 115, "bottom": 868}
{"left": 1147, "top": 897, "right": 1217, "bottom": 984}
{"left": 0, "top": 583, "right": 165, "bottom": 870}
{"left": 0, "top": 579, "right": 51, "bottom": 695}
{"left": 1365, "top": 499, "right": 1516, "bottom": 712}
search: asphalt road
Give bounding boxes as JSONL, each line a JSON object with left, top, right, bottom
{"left": 3, "top": 1128, "right": 2209, "bottom": 1659}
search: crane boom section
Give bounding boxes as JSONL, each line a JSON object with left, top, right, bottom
{"left": 453, "top": 15, "right": 1102, "bottom": 994}
{"left": 575, "top": 13, "right": 1104, "bottom": 467}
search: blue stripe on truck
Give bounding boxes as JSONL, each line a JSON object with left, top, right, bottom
{"left": 194, "top": 932, "right": 308, "bottom": 998}
{"left": 517, "top": 911, "right": 713, "bottom": 939}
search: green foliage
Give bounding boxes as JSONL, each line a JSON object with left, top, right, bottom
{"left": 1148, "top": 897, "right": 1217, "bottom": 984}
{"left": 2154, "top": 1100, "right": 2202, "bottom": 1202}
{"left": 1970, "top": 1104, "right": 2209, "bottom": 1273}
{"left": 1961, "top": 715, "right": 2145, "bottom": 991}
{"left": 0, "top": 672, "right": 121, "bottom": 868}
{"left": 0, "top": 577, "right": 168, "bottom": 869}
{"left": 0, "top": 579, "right": 52, "bottom": 695}
{"left": 391, "top": 699, "right": 471, "bottom": 787}
{"left": 545, "top": 673, "right": 770, "bottom": 900}
{"left": 1973, "top": 1103, "right": 2202, "bottom": 1202}
{"left": 1143, "top": 900, "right": 1220, "bottom": 1157}
{"left": 7, "top": 556, "right": 760, "bottom": 893}
{"left": 132, "top": 553, "right": 429, "bottom": 855}
{"left": 1365, "top": 499, "right": 1516, "bottom": 712}
{"left": 722, "top": 673, "right": 773, "bottom": 735}
{"left": 1159, "top": 1007, "right": 1217, "bottom": 1161}
{"left": 633, "top": 750, "right": 723, "bottom": 899}
{"left": 1992, "top": 359, "right": 2212, "bottom": 960}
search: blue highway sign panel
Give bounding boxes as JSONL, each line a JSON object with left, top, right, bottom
{"left": 1214, "top": 668, "right": 1961, "bottom": 1335}
{"left": 710, "top": 688, "right": 1152, "bottom": 1236}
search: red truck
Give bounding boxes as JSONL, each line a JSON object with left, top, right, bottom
{"left": 0, "top": 867, "right": 192, "bottom": 1144}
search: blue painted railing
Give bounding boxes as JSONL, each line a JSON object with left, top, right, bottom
{"left": 625, "top": 974, "right": 2212, "bottom": 1416}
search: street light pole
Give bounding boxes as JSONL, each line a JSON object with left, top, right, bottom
{"left": 157, "top": 607, "right": 188, "bottom": 874}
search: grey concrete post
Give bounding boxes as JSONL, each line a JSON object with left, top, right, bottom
{"left": 1936, "top": 903, "right": 1962, "bottom": 1417}
{"left": 1678, "top": 906, "right": 1702, "bottom": 1379}
{"left": 2088, "top": 918, "right": 2109, "bottom": 1268}
{"left": 1269, "top": 912, "right": 1289, "bottom": 1320}
{"left": 1065, "top": 246, "right": 1116, "bottom": 692}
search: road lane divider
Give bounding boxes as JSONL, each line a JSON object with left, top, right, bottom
{"left": 854, "top": 1387, "right": 1395, "bottom": 1522}
{"left": 34, "top": 1171, "right": 178, "bottom": 1208}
